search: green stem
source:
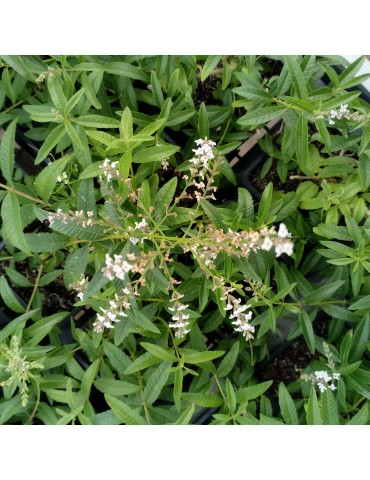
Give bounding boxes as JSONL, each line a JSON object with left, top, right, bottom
{"left": 0, "top": 182, "right": 48, "bottom": 206}
{"left": 26, "top": 263, "right": 44, "bottom": 311}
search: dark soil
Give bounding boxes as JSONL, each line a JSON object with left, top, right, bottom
{"left": 250, "top": 160, "right": 301, "bottom": 194}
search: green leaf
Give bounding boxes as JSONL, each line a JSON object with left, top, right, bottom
{"left": 0, "top": 117, "right": 17, "bottom": 184}
{"left": 166, "top": 109, "right": 196, "bottom": 127}
{"left": 140, "top": 342, "right": 177, "bottom": 362}
{"left": 38, "top": 270, "right": 63, "bottom": 287}
{"left": 64, "top": 88, "right": 85, "bottom": 117}
{"left": 34, "top": 124, "right": 66, "bottom": 165}
{"left": 278, "top": 382, "right": 298, "bottom": 424}
{"left": 155, "top": 176, "right": 177, "bottom": 208}
{"left": 173, "top": 368, "right": 183, "bottom": 411}
{"left": 315, "top": 118, "right": 331, "bottom": 152}
{"left": 182, "top": 349, "right": 224, "bottom": 365}
{"left": 200, "top": 55, "right": 221, "bottom": 82}
{"left": 284, "top": 56, "right": 308, "bottom": 100}
{"left": 348, "top": 296, "right": 370, "bottom": 310}
{"left": 34, "top": 155, "right": 70, "bottom": 202}
{"left": 296, "top": 115, "right": 308, "bottom": 171}
{"left": 4, "top": 267, "right": 33, "bottom": 287}
{"left": 235, "top": 381, "right": 273, "bottom": 403}
{"left": 124, "top": 352, "right": 161, "bottom": 375}
{"left": 303, "top": 280, "right": 345, "bottom": 304}
{"left": 119, "top": 106, "right": 133, "bottom": 141}
{"left": 63, "top": 245, "right": 90, "bottom": 288}
{"left": 79, "top": 162, "right": 103, "bottom": 179}
{"left": 339, "top": 56, "right": 365, "bottom": 85}
{"left": 103, "top": 62, "right": 150, "bottom": 82}
{"left": 359, "top": 151, "right": 370, "bottom": 191}
{"left": 322, "top": 91, "right": 361, "bottom": 111}
{"left": 349, "top": 314, "right": 370, "bottom": 362}
{"left": 144, "top": 361, "right": 171, "bottom": 404}
{"left": 0, "top": 275, "right": 26, "bottom": 313}
{"left": 321, "top": 388, "right": 339, "bottom": 425}
{"left": 150, "top": 70, "right": 164, "bottom": 108}
{"left": 237, "top": 106, "right": 287, "bottom": 127}
{"left": 237, "top": 188, "right": 254, "bottom": 219}
{"left": 25, "top": 232, "right": 68, "bottom": 253}
{"left": 226, "top": 378, "right": 236, "bottom": 414}
{"left": 313, "top": 224, "right": 352, "bottom": 241}
{"left": 81, "top": 71, "right": 102, "bottom": 110}
{"left": 81, "top": 359, "right": 100, "bottom": 399}
{"left": 173, "top": 404, "right": 195, "bottom": 425}
{"left": 74, "top": 115, "right": 119, "bottom": 128}
{"left": 64, "top": 121, "right": 86, "bottom": 151}
{"left": 0, "top": 309, "right": 39, "bottom": 343}
{"left": 94, "top": 378, "right": 141, "bottom": 396}
{"left": 257, "top": 181, "right": 273, "bottom": 222}
{"left": 181, "top": 392, "right": 223, "bottom": 408}
{"left": 347, "top": 371, "right": 370, "bottom": 399}
{"left": 1, "top": 193, "right": 31, "bottom": 254}
{"left": 24, "top": 312, "right": 69, "bottom": 346}
{"left": 47, "top": 72, "right": 67, "bottom": 111}
{"left": 132, "top": 145, "right": 179, "bottom": 164}
{"left": 105, "top": 394, "right": 147, "bottom": 425}
{"left": 306, "top": 387, "right": 322, "bottom": 425}
{"left": 347, "top": 402, "right": 369, "bottom": 425}
{"left": 198, "top": 102, "right": 209, "bottom": 139}
{"left": 299, "top": 310, "right": 315, "bottom": 354}
{"left": 200, "top": 199, "right": 225, "bottom": 230}
{"left": 217, "top": 342, "right": 239, "bottom": 377}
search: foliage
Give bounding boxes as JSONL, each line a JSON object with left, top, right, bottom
{"left": 0, "top": 55, "right": 369, "bottom": 424}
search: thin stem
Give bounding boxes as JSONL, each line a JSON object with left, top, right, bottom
{"left": 28, "top": 382, "right": 41, "bottom": 424}
{"left": 0, "top": 182, "right": 48, "bottom": 206}
{"left": 26, "top": 263, "right": 44, "bottom": 311}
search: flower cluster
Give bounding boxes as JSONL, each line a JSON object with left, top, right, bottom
{"left": 186, "top": 223, "right": 294, "bottom": 272}
{"left": 301, "top": 370, "right": 340, "bottom": 393}
{"left": 101, "top": 253, "right": 132, "bottom": 281}
{"left": 129, "top": 218, "right": 149, "bottom": 245}
{"left": 221, "top": 287, "right": 255, "bottom": 340}
{"left": 0, "top": 336, "right": 44, "bottom": 407}
{"left": 48, "top": 209, "right": 94, "bottom": 227}
{"left": 68, "top": 273, "right": 88, "bottom": 300}
{"left": 185, "top": 138, "right": 218, "bottom": 202}
{"left": 168, "top": 291, "right": 190, "bottom": 338}
{"left": 93, "top": 295, "right": 131, "bottom": 333}
{"left": 56, "top": 171, "right": 69, "bottom": 184}
{"left": 99, "top": 158, "right": 120, "bottom": 182}
{"left": 326, "top": 104, "right": 366, "bottom": 125}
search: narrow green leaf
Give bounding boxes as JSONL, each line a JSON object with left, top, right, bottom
{"left": 198, "top": 102, "right": 209, "bottom": 139}
{"left": 0, "top": 117, "right": 17, "bottom": 184}
{"left": 200, "top": 199, "right": 225, "bottom": 230}
{"left": 347, "top": 371, "right": 370, "bottom": 399}
{"left": 321, "top": 388, "right": 339, "bottom": 425}
{"left": 315, "top": 118, "right": 331, "bottom": 152}
{"left": 284, "top": 56, "right": 308, "bottom": 100}
{"left": 144, "top": 361, "right": 171, "bottom": 404}
{"left": 132, "top": 145, "right": 179, "bottom": 163}
{"left": 119, "top": 106, "right": 133, "bottom": 141}
{"left": 347, "top": 402, "right": 369, "bottom": 425}
{"left": 34, "top": 155, "right": 70, "bottom": 202}
{"left": 4, "top": 267, "right": 33, "bottom": 287}
{"left": 278, "top": 382, "right": 299, "bottom": 424}
{"left": 64, "top": 88, "right": 85, "bottom": 117}
{"left": 140, "top": 342, "right": 177, "bottom": 362}
{"left": 303, "top": 280, "right": 345, "bottom": 304}
{"left": 182, "top": 349, "right": 224, "bottom": 365}
{"left": 94, "top": 378, "right": 141, "bottom": 396}
{"left": 173, "top": 404, "right": 195, "bottom": 425}
{"left": 47, "top": 72, "right": 67, "bottom": 111}
{"left": 81, "top": 72, "right": 102, "bottom": 110}
{"left": 35, "top": 124, "right": 66, "bottom": 165}
{"left": 74, "top": 115, "right": 119, "bottom": 128}
{"left": 349, "top": 296, "right": 370, "bottom": 310}
{"left": 359, "top": 151, "right": 370, "bottom": 191}
{"left": 150, "top": 71, "right": 164, "bottom": 108}
{"left": 237, "top": 187, "right": 254, "bottom": 219}
{"left": 64, "top": 121, "right": 86, "bottom": 151}
{"left": 81, "top": 359, "right": 100, "bottom": 398}
{"left": 1, "top": 193, "right": 31, "bottom": 254}
{"left": 0, "top": 309, "right": 39, "bottom": 343}
{"left": 235, "top": 381, "right": 273, "bottom": 403}
{"left": 217, "top": 342, "right": 239, "bottom": 377}
{"left": 124, "top": 352, "right": 161, "bottom": 375}
{"left": 0, "top": 275, "right": 26, "bottom": 313}
{"left": 104, "top": 62, "right": 150, "bottom": 82}
{"left": 181, "top": 392, "right": 223, "bottom": 408}
{"left": 299, "top": 310, "right": 315, "bottom": 354}
{"left": 24, "top": 312, "right": 69, "bottom": 346}
{"left": 105, "top": 394, "right": 147, "bottom": 425}
{"left": 296, "top": 115, "right": 308, "bottom": 171}
{"left": 237, "top": 106, "right": 287, "bottom": 127}
{"left": 25, "top": 232, "right": 68, "bottom": 253}
{"left": 349, "top": 314, "right": 370, "bottom": 362}
{"left": 201, "top": 55, "right": 221, "bottom": 82}
{"left": 257, "top": 181, "right": 273, "bottom": 222}
{"left": 306, "top": 387, "right": 322, "bottom": 425}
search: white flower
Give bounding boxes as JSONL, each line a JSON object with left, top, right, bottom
{"left": 99, "top": 158, "right": 120, "bottom": 182}
{"left": 102, "top": 253, "right": 132, "bottom": 281}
